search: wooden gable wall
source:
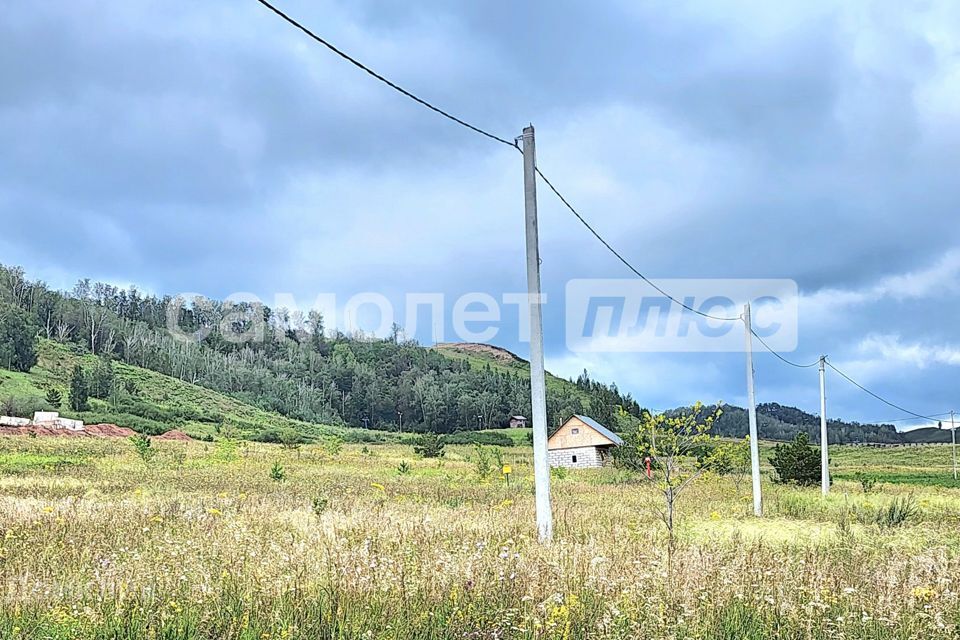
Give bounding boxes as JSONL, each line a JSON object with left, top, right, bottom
{"left": 547, "top": 416, "right": 617, "bottom": 450}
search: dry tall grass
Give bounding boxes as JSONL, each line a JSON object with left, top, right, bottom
{"left": 1, "top": 437, "right": 958, "bottom": 639}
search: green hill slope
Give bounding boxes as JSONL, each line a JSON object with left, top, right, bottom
{"left": 0, "top": 340, "right": 341, "bottom": 440}
{"left": 432, "top": 342, "right": 590, "bottom": 401}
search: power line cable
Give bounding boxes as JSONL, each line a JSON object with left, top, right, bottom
{"left": 825, "top": 360, "right": 943, "bottom": 421}
{"left": 749, "top": 328, "right": 819, "bottom": 368}
{"left": 255, "top": 0, "right": 517, "bottom": 149}
{"left": 862, "top": 412, "right": 952, "bottom": 424}
{"left": 534, "top": 167, "right": 742, "bottom": 322}
{"left": 257, "top": 4, "right": 952, "bottom": 421}
{"left": 257, "top": 0, "right": 742, "bottom": 323}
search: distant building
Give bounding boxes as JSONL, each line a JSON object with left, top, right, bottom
{"left": 0, "top": 416, "right": 31, "bottom": 427}
{"left": 31, "top": 411, "right": 84, "bottom": 431}
{"left": 547, "top": 415, "right": 623, "bottom": 469}
{"left": 509, "top": 415, "right": 527, "bottom": 428}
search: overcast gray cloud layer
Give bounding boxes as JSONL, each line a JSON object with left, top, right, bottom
{"left": 2, "top": 1, "right": 958, "bottom": 425}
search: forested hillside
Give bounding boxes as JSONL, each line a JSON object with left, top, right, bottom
{"left": 0, "top": 264, "right": 644, "bottom": 435}
{"left": 668, "top": 402, "right": 950, "bottom": 445}
{"left": 2, "top": 264, "right": 944, "bottom": 444}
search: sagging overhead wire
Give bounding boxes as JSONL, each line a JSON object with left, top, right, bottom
{"left": 534, "top": 167, "right": 742, "bottom": 322}
{"left": 749, "top": 328, "right": 820, "bottom": 368}
{"left": 824, "top": 360, "right": 944, "bottom": 421}
{"left": 255, "top": 0, "right": 517, "bottom": 149}
{"left": 256, "top": 0, "right": 742, "bottom": 324}
{"left": 749, "top": 332, "right": 946, "bottom": 422}
{"left": 863, "top": 412, "right": 952, "bottom": 424}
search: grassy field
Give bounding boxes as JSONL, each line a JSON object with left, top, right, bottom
{"left": 1, "top": 436, "right": 960, "bottom": 639}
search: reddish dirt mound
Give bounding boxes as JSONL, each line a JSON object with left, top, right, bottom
{"left": 155, "top": 429, "right": 192, "bottom": 441}
{"left": 0, "top": 423, "right": 135, "bottom": 438}
{"left": 85, "top": 424, "right": 137, "bottom": 437}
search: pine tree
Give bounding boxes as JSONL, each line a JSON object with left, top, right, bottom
{"left": 45, "top": 388, "right": 62, "bottom": 408}
{"left": 769, "top": 432, "right": 821, "bottom": 486}
{"left": 69, "top": 364, "right": 89, "bottom": 412}
{"left": 89, "top": 356, "right": 115, "bottom": 399}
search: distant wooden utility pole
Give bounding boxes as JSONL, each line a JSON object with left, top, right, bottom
{"left": 743, "top": 303, "right": 762, "bottom": 517}
{"left": 819, "top": 356, "right": 830, "bottom": 496}
{"left": 522, "top": 125, "right": 553, "bottom": 542}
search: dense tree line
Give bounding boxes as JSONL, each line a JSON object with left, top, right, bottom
{"left": 0, "top": 264, "right": 644, "bottom": 433}
{"left": 667, "top": 402, "right": 905, "bottom": 444}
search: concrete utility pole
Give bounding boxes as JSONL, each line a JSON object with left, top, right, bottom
{"left": 397, "top": 411, "right": 402, "bottom": 434}
{"left": 952, "top": 410, "right": 957, "bottom": 482}
{"left": 743, "top": 303, "right": 762, "bottom": 517}
{"left": 522, "top": 125, "right": 553, "bottom": 542}
{"left": 819, "top": 356, "right": 829, "bottom": 496}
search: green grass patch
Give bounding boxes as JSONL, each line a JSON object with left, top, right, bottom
{"left": 834, "top": 470, "right": 960, "bottom": 489}
{"left": 0, "top": 451, "right": 85, "bottom": 474}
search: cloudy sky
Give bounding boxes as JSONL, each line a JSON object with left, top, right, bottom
{"left": 2, "top": 1, "right": 958, "bottom": 426}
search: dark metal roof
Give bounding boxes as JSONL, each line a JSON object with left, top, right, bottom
{"left": 571, "top": 415, "right": 624, "bottom": 446}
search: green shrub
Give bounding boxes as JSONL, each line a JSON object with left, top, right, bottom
{"left": 341, "top": 430, "right": 390, "bottom": 444}
{"left": 876, "top": 494, "right": 918, "bottom": 528}
{"left": 320, "top": 436, "right": 343, "bottom": 456}
{"left": 443, "top": 431, "right": 514, "bottom": 447}
{"left": 269, "top": 461, "right": 285, "bottom": 482}
{"left": 77, "top": 411, "right": 168, "bottom": 435}
{"left": 413, "top": 434, "right": 445, "bottom": 458}
{"left": 1, "top": 395, "right": 46, "bottom": 419}
{"left": 311, "top": 496, "right": 329, "bottom": 517}
{"left": 769, "top": 433, "right": 820, "bottom": 486}
{"left": 855, "top": 470, "right": 878, "bottom": 493}
{"left": 129, "top": 434, "right": 154, "bottom": 463}
{"left": 471, "top": 443, "right": 494, "bottom": 479}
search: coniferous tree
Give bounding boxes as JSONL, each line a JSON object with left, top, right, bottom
{"left": 0, "top": 302, "right": 38, "bottom": 372}
{"left": 69, "top": 364, "right": 89, "bottom": 412}
{"left": 45, "top": 388, "right": 62, "bottom": 408}
{"left": 769, "top": 432, "right": 821, "bottom": 486}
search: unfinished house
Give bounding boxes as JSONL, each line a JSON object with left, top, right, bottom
{"left": 547, "top": 415, "right": 623, "bottom": 469}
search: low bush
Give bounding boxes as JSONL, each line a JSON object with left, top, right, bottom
{"left": 443, "top": 431, "right": 514, "bottom": 447}
{"left": 876, "top": 494, "right": 918, "bottom": 528}
{"left": 76, "top": 411, "right": 168, "bottom": 435}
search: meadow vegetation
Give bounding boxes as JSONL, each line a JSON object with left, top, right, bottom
{"left": 2, "top": 436, "right": 960, "bottom": 639}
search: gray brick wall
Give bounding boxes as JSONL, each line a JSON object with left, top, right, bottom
{"left": 548, "top": 446, "right": 603, "bottom": 469}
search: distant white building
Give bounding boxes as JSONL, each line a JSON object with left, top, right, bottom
{"left": 547, "top": 415, "right": 624, "bottom": 469}
{"left": 31, "top": 411, "right": 84, "bottom": 431}
{"left": 0, "top": 416, "right": 31, "bottom": 427}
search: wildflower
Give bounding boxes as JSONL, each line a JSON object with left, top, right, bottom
{"left": 207, "top": 508, "right": 223, "bottom": 516}
{"left": 371, "top": 482, "right": 386, "bottom": 492}
{"left": 912, "top": 586, "right": 936, "bottom": 601}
